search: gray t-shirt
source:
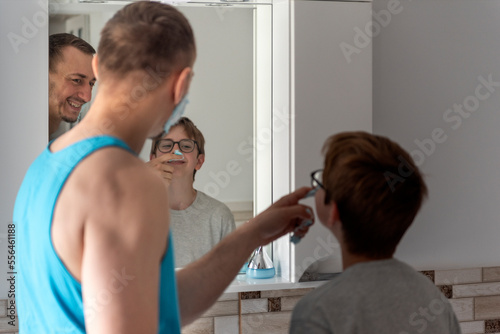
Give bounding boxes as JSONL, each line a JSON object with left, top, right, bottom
{"left": 170, "top": 190, "right": 235, "bottom": 268}
{"left": 290, "top": 258, "right": 461, "bottom": 334}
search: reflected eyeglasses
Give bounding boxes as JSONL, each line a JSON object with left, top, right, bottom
{"left": 155, "top": 139, "right": 198, "bottom": 154}
{"left": 310, "top": 169, "right": 325, "bottom": 190}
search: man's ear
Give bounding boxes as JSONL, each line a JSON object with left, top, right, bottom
{"left": 173, "top": 67, "right": 193, "bottom": 104}
{"left": 91, "top": 54, "right": 99, "bottom": 81}
{"left": 195, "top": 153, "right": 205, "bottom": 171}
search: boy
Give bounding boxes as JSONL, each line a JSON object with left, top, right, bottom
{"left": 290, "top": 131, "right": 461, "bottom": 334}
{"left": 149, "top": 117, "right": 235, "bottom": 267}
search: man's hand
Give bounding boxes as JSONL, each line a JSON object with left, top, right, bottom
{"left": 146, "top": 153, "right": 178, "bottom": 186}
{"left": 248, "top": 187, "right": 315, "bottom": 246}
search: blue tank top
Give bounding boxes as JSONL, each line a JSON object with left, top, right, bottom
{"left": 13, "top": 136, "right": 181, "bottom": 333}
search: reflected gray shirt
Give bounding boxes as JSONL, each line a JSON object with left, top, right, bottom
{"left": 290, "top": 258, "right": 461, "bottom": 334}
{"left": 170, "top": 191, "right": 235, "bottom": 268}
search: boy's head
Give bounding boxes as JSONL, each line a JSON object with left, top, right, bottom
{"left": 317, "top": 131, "right": 427, "bottom": 259}
{"left": 151, "top": 117, "right": 205, "bottom": 180}
{"left": 97, "top": 2, "right": 195, "bottom": 83}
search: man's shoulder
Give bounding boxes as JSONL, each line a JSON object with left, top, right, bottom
{"left": 76, "top": 148, "right": 167, "bottom": 216}
{"left": 88, "top": 148, "right": 159, "bottom": 186}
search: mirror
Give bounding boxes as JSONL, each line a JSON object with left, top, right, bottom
{"left": 49, "top": 0, "right": 272, "bottom": 267}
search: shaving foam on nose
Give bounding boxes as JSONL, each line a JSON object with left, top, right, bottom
{"left": 169, "top": 149, "right": 184, "bottom": 162}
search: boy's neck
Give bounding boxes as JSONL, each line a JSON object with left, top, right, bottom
{"left": 341, "top": 248, "right": 393, "bottom": 270}
{"left": 168, "top": 180, "right": 197, "bottom": 210}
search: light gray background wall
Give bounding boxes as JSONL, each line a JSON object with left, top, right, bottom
{"left": 373, "top": 0, "right": 500, "bottom": 270}
{"left": 290, "top": 0, "right": 372, "bottom": 281}
{"left": 1, "top": 0, "right": 48, "bottom": 298}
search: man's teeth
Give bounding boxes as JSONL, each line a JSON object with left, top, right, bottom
{"left": 68, "top": 101, "right": 82, "bottom": 108}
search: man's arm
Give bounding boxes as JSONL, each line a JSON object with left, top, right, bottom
{"left": 81, "top": 156, "right": 170, "bottom": 334}
{"left": 177, "top": 187, "right": 314, "bottom": 325}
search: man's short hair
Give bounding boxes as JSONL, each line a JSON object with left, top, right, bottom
{"left": 49, "top": 33, "right": 96, "bottom": 73}
{"left": 322, "top": 131, "right": 428, "bottom": 258}
{"left": 97, "top": 1, "right": 195, "bottom": 82}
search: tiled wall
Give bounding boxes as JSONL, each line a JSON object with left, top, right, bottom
{"left": 4, "top": 266, "right": 500, "bottom": 333}
{"left": 182, "top": 288, "right": 314, "bottom": 334}
{"left": 0, "top": 300, "right": 18, "bottom": 334}
{"left": 184, "top": 266, "right": 500, "bottom": 334}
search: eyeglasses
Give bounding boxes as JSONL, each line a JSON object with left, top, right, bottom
{"left": 310, "top": 169, "right": 325, "bottom": 190}
{"left": 156, "top": 139, "right": 198, "bottom": 154}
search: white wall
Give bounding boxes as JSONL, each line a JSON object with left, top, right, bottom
{"left": 373, "top": 0, "right": 500, "bottom": 269}
{"left": 0, "top": 0, "right": 48, "bottom": 298}
{"left": 289, "top": 0, "right": 373, "bottom": 281}
{"left": 178, "top": 7, "right": 254, "bottom": 205}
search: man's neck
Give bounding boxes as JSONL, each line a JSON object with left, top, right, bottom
{"left": 71, "top": 92, "right": 158, "bottom": 154}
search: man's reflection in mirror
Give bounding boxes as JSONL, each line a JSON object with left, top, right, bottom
{"left": 49, "top": 33, "right": 96, "bottom": 140}
{"left": 148, "top": 117, "right": 236, "bottom": 267}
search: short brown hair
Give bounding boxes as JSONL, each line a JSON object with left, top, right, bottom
{"left": 151, "top": 117, "right": 205, "bottom": 180}
{"left": 49, "top": 33, "right": 96, "bottom": 73}
{"left": 322, "top": 131, "right": 428, "bottom": 258}
{"left": 97, "top": 1, "right": 195, "bottom": 81}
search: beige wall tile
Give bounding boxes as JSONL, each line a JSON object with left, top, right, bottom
{"left": 453, "top": 282, "right": 500, "bottom": 298}
{"left": 280, "top": 296, "right": 303, "bottom": 312}
{"left": 241, "top": 311, "right": 292, "bottom": 334}
{"left": 448, "top": 298, "right": 473, "bottom": 321}
{"left": 241, "top": 298, "right": 268, "bottom": 314}
{"left": 202, "top": 300, "right": 238, "bottom": 317}
{"left": 0, "top": 316, "right": 18, "bottom": 332}
{"left": 182, "top": 317, "right": 214, "bottom": 334}
{"left": 214, "top": 315, "right": 238, "bottom": 334}
{"left": 435, "top": 268, "right": 482, "bottom": 285}
{"left": 474, "top": 295, "right": 500, "bottom": 320}
{"left": 483, "top": 267, "right": 500, "bottom": 282}
{"left": 459, "top": 320, "right": 484, "bottom": 334}
{"left": 217, "top": 293, "right": 239, "bottom": 302}
{"left": 261, "top": 288, "right": 314, "bottom": 298}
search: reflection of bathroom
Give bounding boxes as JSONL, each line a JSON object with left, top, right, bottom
{"left": 49, "top": 9, "right": 255, "bottom": 227}
{"left": 49, "top": 7, "right": 258, "bottom": 269}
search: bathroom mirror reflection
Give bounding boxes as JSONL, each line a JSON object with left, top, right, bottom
{"left": 49, "top": 1, "right": 272, "bottom": 267}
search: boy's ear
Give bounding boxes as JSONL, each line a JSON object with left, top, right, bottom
{"left": 173, "top": 67, "right": 193, "bottom": 104}
{"left": 91, "top": 54, "right": 99, "bottom": 80}
{"left": 195, "top": 153, "right": 205, "bottom": 171}
{"left": 325, "top": 202, "right": 340, "bottom": 229}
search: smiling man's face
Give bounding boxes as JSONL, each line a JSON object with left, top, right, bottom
{"left": 49, "top": 46, "right": 96, "bottom": 127}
